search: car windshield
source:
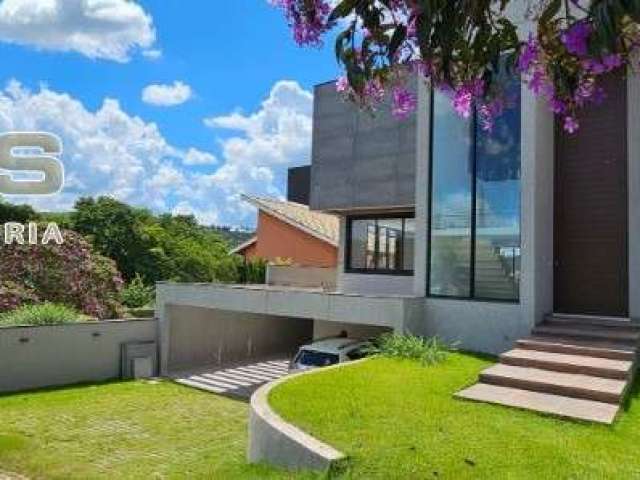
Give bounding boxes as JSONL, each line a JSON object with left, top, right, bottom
{"left": 294, "top": 349, "right": 339, "bottom": 367}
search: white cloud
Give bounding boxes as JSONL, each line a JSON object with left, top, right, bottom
{"left": 0, "top": 79, "right": 313, "bottom": 227}
{"left": 172, "top": 200, "right": 220, "bottom": 226}
{"left": 0, "top": 79, "right": 219, "bottom": 221}
{"left": 142, "top": 48, "right": 162, "bottom": 60}
{"left": 0, "top": 0, "right": 156, "bottom": 62}
{"left": 202, "top": 80, "right": 313, "bottom": 221}
{"left": 142, "top": 81, "right": 193, "bottom": 107}
{"left": 183, "top": 147, "right": 217, "bottom": 166}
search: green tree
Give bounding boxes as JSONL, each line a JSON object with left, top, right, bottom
{"left": 0, "top": 200, "right": 39, "bottom": 223}
{"left": 71, "top": 197, "right": 158, "bottom": 282}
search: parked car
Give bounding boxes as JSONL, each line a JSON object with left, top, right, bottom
{"left": 289, "top": 337, "right": 370, "bottom": 372}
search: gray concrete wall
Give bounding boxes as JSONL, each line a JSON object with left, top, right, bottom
{"left": 248, "top": 365, "right": 348, "bottom": 472}
{"left": 310, "top": 77, "right": 420, "bottom": 211}
{"left": 266, "top": 265, "right": 337, "bottom": 290}
{"left": 166, "top": 305, "right": 313, "bottom": 371}
{"left": 417, "top": 299, "right": 525, "bottom": 355}
{"left": 312, "top": 320, "right": 390, "bottom": 340}
{"left": 0, "top": 319, "right": 158, "bottom": 393}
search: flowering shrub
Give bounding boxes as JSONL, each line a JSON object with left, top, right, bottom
{"left": 0, "top": 281, "right": 39, "bottom": 313}
{"left": 0, "top": 228, "right": 124, "bottom": 319}
{"left": 272, "top": 0, "right": 640, "bottom": 132}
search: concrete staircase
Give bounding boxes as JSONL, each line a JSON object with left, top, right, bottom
{"left": 457, "top": 314, "right": 640, "bottom": 424}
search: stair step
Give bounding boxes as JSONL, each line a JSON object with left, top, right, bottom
{"left": 517, "top": 336, "right": 637, "bottom": 361}
{"left": 533, "top": 325, "right": 640, "bottom": 345}
{"left": 456, "top": 383, "right": 619, "bottom": 424}
{"left": 546, "top": 314, "right": 640, "bottom": 331}
{"left": 500, "top": 348, "right": 633, "bottom": 379}
{"left": 479, "top": 364, "right": 627, "bottom": 404}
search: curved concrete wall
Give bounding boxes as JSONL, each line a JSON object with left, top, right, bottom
{"left": 248, "top": 365, "right": 348, "bottom": 472}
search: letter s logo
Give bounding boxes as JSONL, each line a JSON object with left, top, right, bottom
{"left": 0, "top": 132, "right": 64, "bottom": 195}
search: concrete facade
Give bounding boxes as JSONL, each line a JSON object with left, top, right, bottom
{"left": 310, "top": 78, "right": 419, "bottom": 211}
{"left": 0, "top": 319, "right": 158, "bottom": 393}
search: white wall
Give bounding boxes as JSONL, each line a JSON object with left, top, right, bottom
{"left": 0, "top": 319, "right": 158, "bottom": 393}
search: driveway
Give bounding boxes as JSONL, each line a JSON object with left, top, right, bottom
{"left": 170, "top": 358, "right": 290, "bottom": 399}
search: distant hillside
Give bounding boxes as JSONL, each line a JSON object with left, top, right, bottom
{"left": 209, "top": 226, "right": 255, "bottom": 248}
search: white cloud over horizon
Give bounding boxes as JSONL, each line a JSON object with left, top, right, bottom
{"left": 0, "top": 79, "right": 314, "bottom": 228}
{"left": 0, "top": 0, "right": 156, "bottom": 62}
{"left": 142, "top": 81, "right": 193, "bottom": 107}
{"left": 202, "top": 80, "right": 313, "bottom": 221}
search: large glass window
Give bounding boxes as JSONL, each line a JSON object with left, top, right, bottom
{"left": 429, "top": 77, "right": 521, "bottom": 301}
{"left": 429, "top": 93, "right": 474, "bottom": 297}
{"left": 347, "top": 215, "right": 414, "bottom": 274}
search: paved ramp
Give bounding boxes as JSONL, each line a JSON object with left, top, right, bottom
{"left": 171, "top": 359, "right": 290, "bottom": 399}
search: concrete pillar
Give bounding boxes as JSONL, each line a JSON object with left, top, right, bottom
{"left": 519, "top": 85, "right": 555, "bottom": 329}
{"left": 413, "top": 80, "right": 431, "bottom": 297}
{"left": 627, "top": 66, "right": 640, "bottom": 319}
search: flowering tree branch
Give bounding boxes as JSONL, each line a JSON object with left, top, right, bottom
{"left": 271, "top": 0, "right": 640, "bottom": 132}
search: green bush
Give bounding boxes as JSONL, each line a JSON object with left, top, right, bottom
{"left": 239, "top": 258, "right": 267, "bottom": 284}
{"left": 0, "top": 303, "right": 87, "bottom": 327}
{"left": 369, "top": 333, "right": 450, "bottom": 366}
{"left": 121, "top": 274, "right": 155, "bottom": 308}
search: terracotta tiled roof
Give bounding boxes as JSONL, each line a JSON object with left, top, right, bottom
{"left": 242, "top": 195, "right": 339, "bottom": 246}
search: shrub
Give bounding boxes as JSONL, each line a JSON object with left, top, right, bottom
{"left": 0, "top": 281, "right": 39, "bottom": 313}
{"left": 240, "top": 258, "right": 267, "bottom": 284}
{"left": 369, "top": 333, "right": 450, "bottom": 366}
{"left": 121, "top": 274, "right": 155, "bottom": 308}
{"left": 0, "top": 228, "right": 124, "bottom": 319}
{"left": 0, "top": 303, "right": 86, "bottom": 327}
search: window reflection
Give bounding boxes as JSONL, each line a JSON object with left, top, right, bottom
{"left": 348, "top": 216, "right": 414, "bottom": 274}
{"left": 429, "top": 75, "right": 521, "bottom": 301}
{"left": 474, "top": 77, "right": 521, "bottom": 300}
{"left": 429, "top": 92, "right": 473, "bottom": 297}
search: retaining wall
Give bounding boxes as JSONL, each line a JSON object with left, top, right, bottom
{"left": 0, "top": 319, "right": 158, "bottom": 393}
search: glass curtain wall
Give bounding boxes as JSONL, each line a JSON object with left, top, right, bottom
{"left": 429, "top": 77, "right": 521, "bottom": 301}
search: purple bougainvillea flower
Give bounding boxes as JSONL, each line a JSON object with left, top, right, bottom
{"left": 518, "top": 34, "right": 539, "bottom": 72}
{"left": 335, "top": 76, "right": 349, "bottom": 93}
{"left": 564, "top": 116, "right": 579, "bottom": 133}
{"left": 549, "top": 97, "right": 567, "bottom": 114}
{"left": 602, "top": 53, "right": 623, "bottom": 71}
{"left": 561, "top": 21, "right": 592, "bottom": 57}
{"left": 391, "top": 86, "right": 417, "bottom": 120}
{"left": 272, "top": 0, "right": 332, "bottom": 47}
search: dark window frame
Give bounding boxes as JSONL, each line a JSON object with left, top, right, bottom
{"left": 426, "top": 90, "right": 521, "bottom": 303}
{"left": 345, "top": 213, "right": 415, "bottom": 276}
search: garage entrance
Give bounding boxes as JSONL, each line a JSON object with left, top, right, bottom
{"left": 165, "top": 305, "right": 313, "bottom": 373}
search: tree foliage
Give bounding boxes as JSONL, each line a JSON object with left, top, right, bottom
{"left": 274, "top": 0, "right": 640, "bottom": 132}
{"left": 70, "top": 196, "right": 241, "bottom": 284}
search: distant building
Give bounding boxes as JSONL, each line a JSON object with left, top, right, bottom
{"left": 231, "top": 187, "right": 338, "bottom": 268}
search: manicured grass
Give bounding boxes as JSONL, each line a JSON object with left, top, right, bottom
{"left": 270, "top": 354, "right": 640, "bottom": 479}
{"left": 0, "top": 380, "right": 315, "bottom": 479}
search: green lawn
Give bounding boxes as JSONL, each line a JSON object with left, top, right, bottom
{"left": 270, "top": 354, "right": 640, "bottom": 479}
{"left": 0, "top": 380, "right": 313, "bottom": 480}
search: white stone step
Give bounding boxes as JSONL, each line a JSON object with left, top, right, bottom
{"left": 500, "top": 348, "right": 633, "bottom": 379}
{"left": 517, "top": 336, "right": 637, "bottom": 361}
{"left": 456, "top": 383, "right": 620, "bottom": 424}
{"left": 479, "top": 364, "right": 627, "bottom": 404}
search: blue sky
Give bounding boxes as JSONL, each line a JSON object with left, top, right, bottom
{"left": 0, "top": 0, "right": 338, "bottom": 227}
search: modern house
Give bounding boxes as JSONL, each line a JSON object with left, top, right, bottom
{"left": 157, "top": 16, "right": 640, "bottom": 422}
